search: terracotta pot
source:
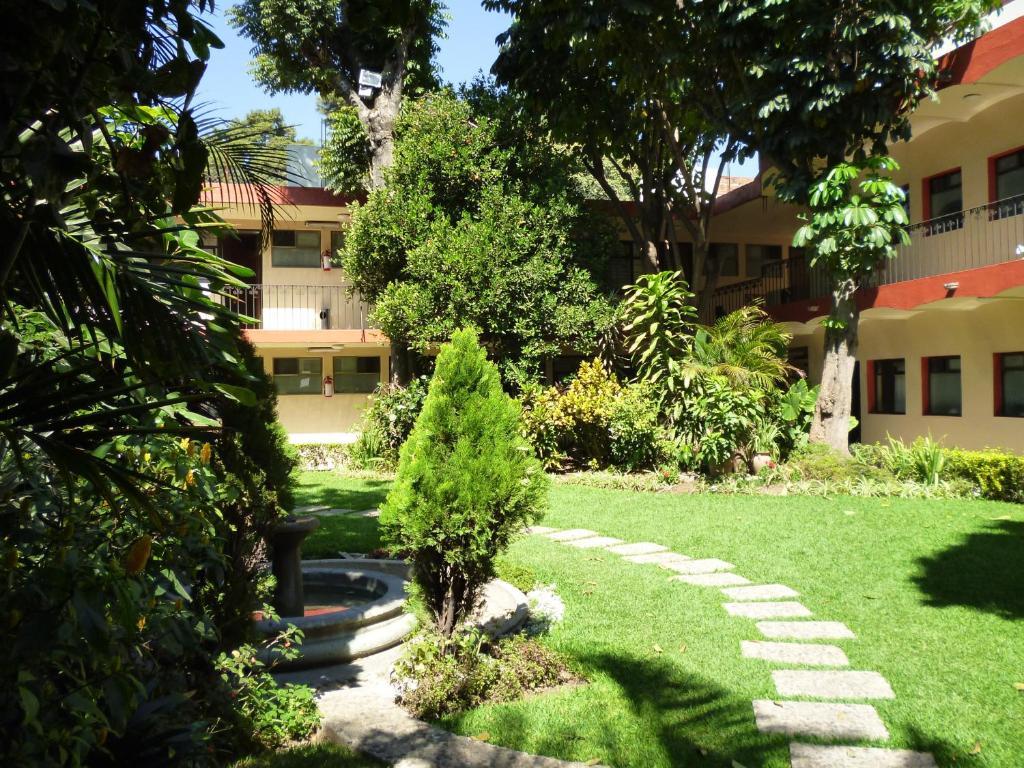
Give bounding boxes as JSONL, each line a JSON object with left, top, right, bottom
{"left": 750, "top": 452, "right": 774, "bottom": 474}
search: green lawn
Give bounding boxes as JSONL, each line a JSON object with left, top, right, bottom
{"left": 295, "top": 472, "right": 1024, "bottom": 767}
{"left": 295, "top": 471, "right": 388, "bottom": 556}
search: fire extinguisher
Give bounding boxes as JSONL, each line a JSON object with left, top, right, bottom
{"left": 323, "top": 375, "right": 334, "bottom": 398}
{"left": 321, "top": 249, "right": 332, "bottom": 271}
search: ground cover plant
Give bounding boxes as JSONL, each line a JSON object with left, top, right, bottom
{"left": 296, "top": 472, "right": 1024, "bottom": 767}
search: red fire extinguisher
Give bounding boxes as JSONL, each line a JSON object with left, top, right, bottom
{"left": 323, "top": 375, "right": 334, "bottom": 397}
{"left": 321, "top": 249, "right": 332, "bottom": 271}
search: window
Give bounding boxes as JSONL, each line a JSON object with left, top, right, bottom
{"left": 273, "top": 357, "right": 322, "bottom": 395}
{"left": 997, "top": 352, "right": 1024, "bottom": 417}
{"left": 332, "top": 356, "right": 381, "bottom": 394}
{"left": 746, "top": 244, "right": 783, "bottom": 278}
{"left": 710, "top": 243, "right": 739, "bottom": 277}
{"left": 271, "top": 230, "right": 322, "bottom": 267}
{"left": 924, "top": 356, "right": 961, "bottom": 416}
{"left": 924, "top": 170, "right": 963, "bottom": 233}
{"left": 608, "top": 242, "right": 637, "bottom": 292}
{"left": 991, "top": 148, "right": 1024, "bottom": 219}
{"left": 870, "top": 359, "right": 906, "bottom": 414}
{"left": 330, "top": 230, "right": 345, "bottom": 253}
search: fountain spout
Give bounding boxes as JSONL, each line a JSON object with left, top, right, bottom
{"left": 269, "top": 515, "right": 320, "bottom": 617}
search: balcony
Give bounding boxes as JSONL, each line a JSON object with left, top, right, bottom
{"left": 705, "top": 195, "right": 1024, "bottom": 321}
{"left": 223, "top": 284, "right": 372, "bottom": 331}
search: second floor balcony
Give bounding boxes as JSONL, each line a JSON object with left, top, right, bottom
{"left": 706, "top": 195, "right": 1024, "bottom": 321}
{"left": 224, "top": 284, "right": 372, "bottom": 331}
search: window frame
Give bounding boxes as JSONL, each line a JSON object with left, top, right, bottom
{"left": 710, "top": 242, "right": 740, "bottom": 278}
{"left": 988, "top": 145, "right": 1024, "bottom": 220}
{"left": 271, "top": 229, "right": 323, "bottom": 268}
{"left": 868, "top": 358, "right": 906, "bottom": 415}
{"left": 921, "top": 168, "right": 964, "bottom": 234}
{"left": 922, "top": 355, "right": 962, "bottom": 417}
{"left": 272, "top": 356, "right": 322, "bottom": 396}
{"left": 995, "top": 351, "right": 1024, "bottom": 418}
{"left": 745, "top": 244, "right": 783, "bottom": 278}
{"left": 331, "top": 355, "right": 382, "bottom": 394}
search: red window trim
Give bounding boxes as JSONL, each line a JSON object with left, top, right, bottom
{"left": 987, "top": 145, "right": 1024, "bottom": 204}
{"left": 921, "top": 166, "right": 962, "bottom": 221}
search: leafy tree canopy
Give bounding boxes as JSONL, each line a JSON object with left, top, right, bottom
{"left": 340, "top": 89, "right": 617, "bottom": 388}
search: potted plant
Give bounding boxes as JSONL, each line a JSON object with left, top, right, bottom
{"left": 749, "top": 419, "right": 781, "bottom": 474}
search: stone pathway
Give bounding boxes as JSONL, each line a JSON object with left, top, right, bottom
{"left": 529, "top": 526, "right": 937, "bottom": 768}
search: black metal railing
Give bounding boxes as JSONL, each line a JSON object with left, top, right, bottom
{"left": 704, "top": 194, "right": 1024, "bottom": 320}
{"left": 223, "top": 284, "right": 372, "bottom": 331}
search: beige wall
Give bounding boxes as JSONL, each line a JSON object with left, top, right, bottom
{"left": 893, "top": 92, "right": 1024, "bottom": 220}
{"left": 791, "top": 298, "right": 1024, "bottom": 452}
{"left": 256, "top": 347, "right": 388, "bottom": 443}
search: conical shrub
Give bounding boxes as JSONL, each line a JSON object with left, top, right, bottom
{"left": 381, "top": 329, "right": 548, "bottom": 638}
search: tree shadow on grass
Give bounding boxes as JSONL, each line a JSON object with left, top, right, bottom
{"left": 294, "top": 479, "right": 392, "bottom": 512}
{"left": 444, "top": 651, "right": 782, "bottom": 767}
{"left": 914, "top": 520, "right": 1024, "bottom": 620}
{"left": 905, "top": 724, "right": 984, "bottom": 767}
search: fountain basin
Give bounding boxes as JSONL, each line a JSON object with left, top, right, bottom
{"left": 258, "top": 564, "right": 416, "bottom": 669}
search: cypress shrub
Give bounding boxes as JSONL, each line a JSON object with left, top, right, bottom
{"left": 381, "top": 329, "right": 548, "bottom": 638}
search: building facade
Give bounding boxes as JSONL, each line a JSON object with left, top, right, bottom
{"left": 211, "top": 15, "right": 1024, "bottom": 453}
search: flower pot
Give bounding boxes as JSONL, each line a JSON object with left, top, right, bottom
{"left": 750, "top": 452, "right": 774, "bottom": 474}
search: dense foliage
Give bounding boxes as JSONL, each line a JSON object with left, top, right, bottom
{"left": 381, "top": 330, "right": 548, "bottom": 638}
{"left": 0, "top": 1, "right": 303, "bottom": 763}
{"left": 341, "top": 90, "right": 616, "bottom": 387}
{"left": 349, "top": 376, "right": 430, "bottom": 469}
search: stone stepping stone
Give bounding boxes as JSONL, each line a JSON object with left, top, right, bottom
{"left": 606, "top": 542, "right": 668, "bottom": 556}
{"left": 295, "top": 504, "right": 332, "bottom": 513}
{"left": 741, "top": 641, "right": 849, "bottom": 667}
{"left": 724, "top": 601, "right": 812, "bottom": 619}
{"left": 624, "top": 551, "right": 691, "bottom": 565}
{"left": 308, "top": 508, "right": 354, "bottom": 517}
{"left": 525, "top": 526, "right": 557, "bottom": 535}
{"left": 673, "top": 572, "right": 751, "bottom": 587}
{"left": 773, "top": 670, "right": 895, "bottom": 700}
{"left": 790, "top": 743, "right": 937, "bottom": 768}
{"left": 722, "top": 584, "right": 799, "bottom": 601}
{"left": 752, "top": 700, "right": 889, "bottom": 741}
{"left": 357, "top": 508, "right": 380, "bottom": 518}
{"left": 566, "top": 536, "right": 624, "bottom": 549}
{"left": 757, "top": 621, "right": 856, "bottom": 640}
{"left": 660, "top": 558, "right": 734, "bottom": 575}
{"left": 546, "top": 529, "right": 598, "bottom": 541}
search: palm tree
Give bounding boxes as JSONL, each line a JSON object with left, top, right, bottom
{"left": 682, "top": 303, "right": 795, "bottom": 390}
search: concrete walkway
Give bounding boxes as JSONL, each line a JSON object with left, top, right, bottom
{"left": 526, "top": 526, "right": 937, "bottom": 768}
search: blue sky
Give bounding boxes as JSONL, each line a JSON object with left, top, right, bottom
{"left": 197, "top": 1, "right": 511, "bottom": 142}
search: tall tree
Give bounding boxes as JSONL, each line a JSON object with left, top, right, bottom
{"left": 486, "top": 0, "right": 739, "bottom": 315}
{"left": 340, "top": 90, "right": 615, "bottom": 387}
{"left": 229, "top": 0, "right": 446, "bottom": 190}
{"left": 699, "top": 0, "right": 998, "bottom": 451}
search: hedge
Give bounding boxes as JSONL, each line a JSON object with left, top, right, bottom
{"left": 944, "top": 449, "right": 1024, "bottom": 503}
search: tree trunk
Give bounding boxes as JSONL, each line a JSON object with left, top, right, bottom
{"left": 640, "top": 239, "right": 660, "bottom": 273}
{"left": 364, "top": 90, "right": 400, "bottom": 191}
{"left": 389, "top": 344, "right": 416, "bottom": 386}
{"left": 809, "top": 279, "right": 860, "bottom": 454}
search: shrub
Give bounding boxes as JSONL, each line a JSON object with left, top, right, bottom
{"left": 216, "top": 630, "right": 320, "bottom": 750}
{"left": 520, "top": 361, "right": 671, "bottom": 473}
{"left": 608, "top": 383, "right": 673, "bottom": 471}
{"left": 945, "top": 448, "right": 1024, "bottom": 503}
{"left": 381, "top": 329, "right": 548, "bottom": 637}
{"left": 782, "top": 442, "right": 892, "bottom": 483}
{"left": 393, "top": 629, "right": 573, "bottom": 719}
{"left": 674, "top": 375, "right": 764, "bottom": 473}
{"left": 351, "top": 376, "right": 429, "bottom": 468}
